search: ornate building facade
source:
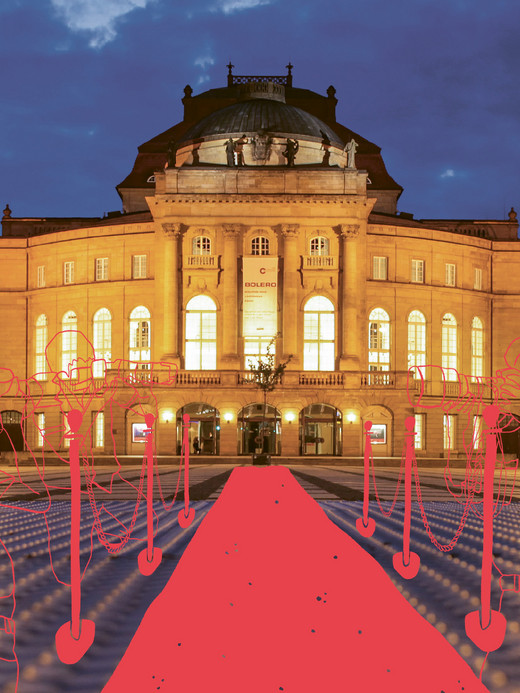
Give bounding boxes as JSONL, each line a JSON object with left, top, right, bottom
{"left": 1, "top": 66, "right": 519, "bottom": 461}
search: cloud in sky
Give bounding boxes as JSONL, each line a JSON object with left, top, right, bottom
{"left": 440, "top": 169, "right": 455, "bottom": 178}
{"left": 213, "top": 0, "right": 272, "bottom": 15}
{"left": 51, "top": 0, "right": 153, "bottom": 48}
{"left": 194, "top": 55, "right": 215, "bottom": 70}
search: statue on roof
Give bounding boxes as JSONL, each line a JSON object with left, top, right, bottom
{"left": 345, "top": 139, "right": 358, "bottom": 169}
{"left": 282, "top": 138, "right": 299, "bottom": 167}
{"left": 166, "top": 139, "right": 177, "bottom": 168}
{"left": 225, "top": 138, "right": 236, "bottom": 166}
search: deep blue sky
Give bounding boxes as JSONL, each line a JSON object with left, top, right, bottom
{"left": 1, "top": 0, "right": 519, "bottom": 221}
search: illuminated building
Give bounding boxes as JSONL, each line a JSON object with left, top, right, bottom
{"left": 1, "top": 65, "right": 519, "bottom": 460}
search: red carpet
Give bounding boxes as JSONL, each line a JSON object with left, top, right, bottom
{"left": 103, "top": 467, "right": 488, "bottom": 692}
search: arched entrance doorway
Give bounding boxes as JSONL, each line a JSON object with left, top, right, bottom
{"left": 300, "top": 403, "right": 342, "bottom": 455}
{"left": 0, "top": 411, "right": 24, "bottom": 452}
{"left": 238, "top": 403, "right": 281, "bottom": 455}
{"left": 177, "top": 403, "right": 220, "bottom": 455}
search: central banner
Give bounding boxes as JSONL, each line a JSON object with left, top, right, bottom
{"left": 242, "top": 257, "right": 278, "bottom": 338}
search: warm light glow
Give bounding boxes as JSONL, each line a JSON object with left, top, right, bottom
{"left": 224, "top": 412, "right": 234, "bottom": 423}
{"left": 160, "top": 409, "right": 174, "bottom": 424}
{"left": 346, "top": 412, "right": 357, "bottom": 424}
{"left": 285, "top": 411, "right": 296, "bottom": 423}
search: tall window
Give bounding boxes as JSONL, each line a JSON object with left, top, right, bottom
{"left": 368, "top": 308, "right": 390, "bottom": 371}
{"left": 373, "top": 256, "right": 387, "bottom": 280}
{"left": 35, "top": 314, "right": 48, "bottom": 380}
{"left": 445, "top": 263, "right": 456, "bottom": 287}
{"left": 473, "top": 415, "right": 483, "bottom": 450}
{"left": 411, "top": 259, "right": 424, "bottom": 283}
{"left": 441, "top": 313, "right": 457, "bottom": 380}
{"left": 63, "top": 412, "right": 71, "bottom": 449}
{"left": 185, "top": 295, "right": 217, "bottom": 370}
{"left": 132, "top": 255, "right": 147, "bottom": 279}
{"left": 407, "top": 310, "right": 426, "bottom": 370}
{"left": 37, "top": 266, "right": 45, "bottom": 288}
{"left": 93, "top": 411, "right": 104, "bottom": 448}
{"left": 415, "top": 413, "right": 425, "bottom": 450}
{"left": 36, "top": 412, "right": 45, "bottom": 448}
{"left": 61, "top": 311, "right": 77, "bottom": 377}
{"left": 471, "top": 316, "right": 483, "bottom": 381}
{"left": 474, "top": 267, "right": 483, "bottom": 290}
{"left": 244, "top": 337, "right": 273, "bottom": 369}
{"left": 310, "top": 236, "right": 329, "bottom": 256}
{"left": 64, "top": 261, "right": 75, "bottom": 285}
{"left": 192, "top": 236, "right": 211, "bottom": 255}
{"left": 251, "top": 236, "right": 270, "bottom": 255}
{"left": 444, "top": 414, "right": 455, "bottom": 449}
{"left": 303, "top": 296, "right": 335, "bottom": 371}
{"left": 93, "top": 308, "right": 112, "bottom": 377}
{"left": 95, "top": 257, "right": 108, "bottom": 281}
{"left": 129, "top": 306, "right": 151, "bottom": 367}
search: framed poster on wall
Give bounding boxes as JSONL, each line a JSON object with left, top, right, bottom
{"left": 369, "top": 424, "right": 387, "bottom": 444}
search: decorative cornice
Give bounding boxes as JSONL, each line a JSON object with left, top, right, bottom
{"left": 337, "top": 223, "right": 360, "bottom": 240}
{"left": 279, "top": 223, "right": 299, "bottom": 238}
{"left": 161, "top": 222, "right": 184, "bottom": 237}
{"left": 221, "top": 223, "right": 246, "bottom": 237}
{"left": 159, "top": 194, "right": 364, "bottom": 206}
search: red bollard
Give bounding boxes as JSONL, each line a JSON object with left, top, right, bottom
{"left": 465, "top": 404, "right": 507, "bottom": 652}
{"left": 138, "top": 413, "right": 163, "bottom": 576}
{"left": 178, "top": 413, "right": 195, "bottom": 528}
{"left": 55, "top": 409, "right": 95, "bottom": 664}
{"left": 393, "top": 416, "right": 420, "bottom": 579}
{"left": 356, "top": 421, "right": 376, "bottom": 537}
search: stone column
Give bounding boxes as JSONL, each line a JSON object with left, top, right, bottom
{"left": 339, "top": 223, "right": 361, "bottom": 370}
{"left": 161, "top": 223, "right": 182, "bottom": 363}
{"left": 221, "top": 224, "right": 241, "bottom": 368}
{"left": 281, "top": 224, "right": 300, "bottom": 367}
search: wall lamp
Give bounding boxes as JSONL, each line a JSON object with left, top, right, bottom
{"left": 346, "top": 413, "right": 357, "bottom": 425}
{"left": 285, "top": 411, "right": 296, "bottom": 424}
{"left": 224, "top": 412, "right": 234, "bottom": 424}
{"left": 161, "top": 409, "right": 174, "bottom": 424}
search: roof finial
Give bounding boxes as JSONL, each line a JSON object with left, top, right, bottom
{"left": 227, "top": 61, "right": 234, "bottom": 86}
{"left": 2, "top": 204, "right": 11, "bottom": 219}
{"left": 509, "top": 206, "right": 518, "bottom": 222}
{"left": 286, "top": 61, "right": 293, "bottom": 87}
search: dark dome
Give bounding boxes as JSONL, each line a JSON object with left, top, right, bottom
{"left": 180, "top": 99, "right": 344, "bottom": 146}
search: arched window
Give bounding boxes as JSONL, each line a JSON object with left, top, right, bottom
{"left": 368, "top": 308, "right": 390, "bottom": 371}
{"left": 129, "top": 306, "right": 151, "bottom": 368}
{"left": 35, "top": 314, "right": 47, "bottom": 381}
{"left": 407, "top": 310, "right": 426, "bottom": 371}
{"left": 441, "top": 313, "right": 457, "bottom": 380}
{"left": 93, "top": 308, "right": 112, "bottom": 377}
{"left": 310, "top": 236, "right": 329, "bottom": 256}
{"left": 471, "top": 316, "right": 483, "bottom": 381}
{"left": 251, "top": 236, "right": 270, "bottom": 256}
{"left": 303, "top": 296, "right": 335, "bottom": 371}
{"left": 192, "top": 236, "right": 211, "bottom": 255}
{"left": 61, "top": 311, "right": 77, "bottom": 378}
{"left": 185, "top": 295, "right": 217, "bottom": 370}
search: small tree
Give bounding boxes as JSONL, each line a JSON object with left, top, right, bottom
{"left": 247, "top": 335, "right": 292, "bottom": 458}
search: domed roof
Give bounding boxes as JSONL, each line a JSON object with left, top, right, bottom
{"left": 180, "top": 99, "right": 344, "bottom": 146}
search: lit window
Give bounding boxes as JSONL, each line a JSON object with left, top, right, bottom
{"left": 36, "top": 412, "right": 45, "bottom": 448}
{"left": 373, "top": 256, "right": 387, "bottom": 280}
{"left": 368, "top": 308, "right": 390, "bottom": 371}
{"left": 444, "top": 414, "right": 455, "bottom": 449}
{"left": 303, "top": 296, "right": 335, "bottom": 371}
{"left": 129, "top": 306, "right": 151, "bottom": 367}
{"left": 251, "top": 236, "right": 270, "bottom": 255}
{"left": 95, "top": 257, "right": 108, "bottom": 281}
{"left": 445, "top": 263, "right": 456, "bottom": 287}
{"left": 407, "top": 310, "right": 426, "bottom": 371}
{"left": 310, "top": 236, "right": 329, "bottom": 256}
{"left": 37, "top": 266, "right": 45, "bottom": 288}
{"left": 192, "top": 236, "right": 211, "bottom": 255}
{"left": 93, "top": 411, "right": 104, "bottom": 448}
{"left": 35, "top": 314, "right": 48, "bottom": 381}
{"left": 185, "top": 295, "right": 217, "bottom": 370}
{"left": 63, "top": 412, "right": 71, "bottom": 449}
{"left": 64, "top": 261, "right": 74, "bottom": 285}
{"left": 441, "top": 313, "right": 457, "bottom": 380}
{"left": 93, "top": 308, "right": 111, "bottom": 377}
{"left": 471, "top": 316, "right": 483, "bottom": 381}
{"left": 472, "top": 415, "right": 483, "bottom": 450}
{"left": 61, "top": 311, "right": 77, "bottom": 377}
{"left": 474, "top": 268, "right": 482, "bottom": 290}
{"left": 414, "top": 413, "right": 424, "bottom": 450}
{"left": 244, "top": 337, "right": 273, "bottom": 369}
{"left": 132, "top": 255, "right": 147, "bottom": 279}
{"left": 411, "top": 259, "right": 424, "bottom": 283}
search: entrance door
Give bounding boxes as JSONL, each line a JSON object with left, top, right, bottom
{"left": 238, "top": 403, "right": 281, "bottom": 455}
{"left": 176, "top": 403, "right": 220, "bottom": 455}
{"left": 300, "top": 404, "right": 341, "bottom": 455}
{"left": 0, "top": 411, "right": 24, "bottom": 452}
